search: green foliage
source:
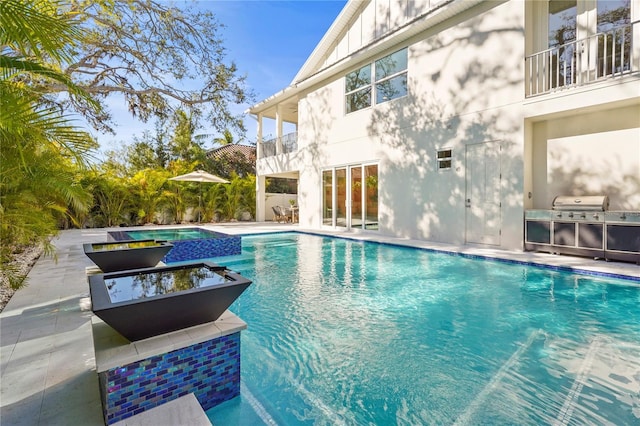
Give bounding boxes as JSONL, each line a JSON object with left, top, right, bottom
{"left": 168, "top": 110, "right": 206, "bottom": 164}
{"left": 213, "top": 129, "right": 235, "bottom": 146}
{"left": 266, "top": 177, "right": 298, "bottom": 194}
{"left": 206, "top": 173, "right": 255, "bottom": 222}
{"left": 128, "top": 168, "right": 171, "bottom": 224}
{"left": 1, "top": 0, "right": 98, "bottom": 288}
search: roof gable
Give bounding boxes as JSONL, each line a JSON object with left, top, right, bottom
{"left": 293, "top": 0, "right": 448, "bottom": 84}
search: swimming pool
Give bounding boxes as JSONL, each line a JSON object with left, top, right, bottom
{"left": 207, "top": 233, "right": 640, "bottom": 425}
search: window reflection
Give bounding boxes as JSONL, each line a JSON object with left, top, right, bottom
{"left": 364, "top": 165, "right": 378, "bottom": 230}
{"left": 322, "top": 170, "right": 333, "bottom": 226}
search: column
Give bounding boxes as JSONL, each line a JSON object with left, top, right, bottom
{"left": 256, "top": 112, "right": 263, "bottom": 159}
{"left": 275, "top": 104, "right": 283, "bottom": 155}
{"left": 256, "top": 174, "right": 266, "bottom": 222}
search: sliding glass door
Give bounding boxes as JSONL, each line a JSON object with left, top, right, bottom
{"left": 364, "top": 164, "right": 378, "bottom": 230}
{"left": 322, "top": 163, "right": 378, "bottom": 230}
{"left": 322, "top": 170, "right": 332, "bottom": 226}
{"left": 350, "top": 166, "right": 362, "bottom": 228}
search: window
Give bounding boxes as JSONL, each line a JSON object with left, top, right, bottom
{"left": 548, "top": 0, "right": 577, "bottom": 49}
{"left": 548, "top": 0, "right": 577, "bottom": 87}
{"left": 345, "top": 48, "right": 407, "bottom": 113}
{"left": 375, "top": 49, "right": 408, "bottom": 104}
{"left": 437, "top": 149, "right": 452, "bottom": 170}
{"left": 345, "top": 64, "right": 372, "bottom": 114}
{"left": 596, "top": 0, "right": 631, "bottom": 75}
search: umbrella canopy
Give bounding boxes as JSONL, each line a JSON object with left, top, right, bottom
{"left": 168, "top": 170, "right": 229, "bottom": 184}
{"left": 169, "top": 170, "right": 229, "bottom": 222}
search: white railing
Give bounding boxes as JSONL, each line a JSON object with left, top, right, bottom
{"left": 526, "top": 21, "right": 638, "bottom": 97}
{"left": 261, "top": 140, "right": 276, "bottom": 158}
{"left": 281, "top": 132, "right": 298, "bottom": 154}
{"left": 259, "top": 132, "right": 298, "bottom": 159}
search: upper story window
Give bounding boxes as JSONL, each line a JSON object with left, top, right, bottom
{"left": 345, "top": 48, "right": 408, "bottom": 114}
{"left": 596, "top": 0, "right": 631, "bottom": 33}
{"left": 345, "top": 64, "right": 372, "bottom": 114}
{"left": 548, "top": 0, "right": 577, "bottom": 49}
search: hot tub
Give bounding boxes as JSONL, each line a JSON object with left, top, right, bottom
{"left": 89, "top": 262, "right": 251, "bottom": 341}
{"left": 107, "top": 227, "right": 241, "bottom": 262}
{"left": 83, "top": 240, "right": 174, "bottom": 272}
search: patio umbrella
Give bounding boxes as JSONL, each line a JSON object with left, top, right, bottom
{"left": 169, "top": 170, "right": 229, "bottom": 222}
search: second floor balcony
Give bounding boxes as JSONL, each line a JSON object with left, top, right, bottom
{"left": 259, "top": 132, "right": 298, "bottom": 159}
{"left": 526, "top": 21, "right": 639, "bottom": 97}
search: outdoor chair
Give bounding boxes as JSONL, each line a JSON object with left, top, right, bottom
{"left": 282, "top": 206, "right": 293, "bottom": 223}
{"left": 272, "top": 206, "right": 287, "bottom": 223}
{"left": 272, "top": 205, "right": 292, "bottom": 223}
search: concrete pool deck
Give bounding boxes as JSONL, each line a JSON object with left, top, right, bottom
{"left": 1, "top": 223, "right": 638, "bottom": 425}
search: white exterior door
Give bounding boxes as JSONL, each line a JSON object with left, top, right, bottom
{"left": 465, "top": 141, "right": 502, "bottom": 245}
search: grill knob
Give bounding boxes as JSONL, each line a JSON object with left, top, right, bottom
{"left": 593, "top": 213, "right": 599, "bottom": 220}
{"left": 568, "top": 212, "right": 574, "bottom": 218}
{"left": 580, "top": 213, "right": 586, "bottom": 219}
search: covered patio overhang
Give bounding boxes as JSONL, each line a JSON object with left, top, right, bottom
{"left": 256, "top": 171, "right": 300, "bottom": 223}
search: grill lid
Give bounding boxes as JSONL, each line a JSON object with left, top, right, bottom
{"left": 552, "top": 195, "right": 609, "bottom": 211}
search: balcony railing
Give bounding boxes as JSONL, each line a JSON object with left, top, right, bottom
{"left": 261, "top": 140, "right": 276, "bottom": 158}
{"left": 281, "top": 132, "right": 298, "bottom": 154}
{"left": 526, "top": 21, "right": 638, "bottom": 97}
{"left": 259, "top": 132, "right": 298, "bottom": 159}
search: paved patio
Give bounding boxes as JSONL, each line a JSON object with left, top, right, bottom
{"left": 1, "top": 223, "right": 637, "bottom": 425}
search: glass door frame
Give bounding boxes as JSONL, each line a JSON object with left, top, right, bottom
{"left": 321, "top": 162, "right": 379, "bottom": 231}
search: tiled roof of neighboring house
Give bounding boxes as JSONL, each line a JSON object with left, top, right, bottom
{"left": 206, "top": 144, "right": 256, "bottom": 161}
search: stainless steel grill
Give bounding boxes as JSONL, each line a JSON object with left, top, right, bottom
{"left": 552, "top": 195, "right": 609, "bottom": 211}
{"left": 525, "top": 195, "right": 639, "bottom": 264}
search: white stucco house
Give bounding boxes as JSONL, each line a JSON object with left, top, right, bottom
{"left": 248, "top": 0, "right": 640, "bottom": 251}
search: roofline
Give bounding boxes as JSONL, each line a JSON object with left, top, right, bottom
{"left": 292, "top": 0, "right": 362, "bottom": 84}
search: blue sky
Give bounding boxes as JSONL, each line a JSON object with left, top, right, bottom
{"left": 96, "top": 0, "right": 347, "bottom": 154}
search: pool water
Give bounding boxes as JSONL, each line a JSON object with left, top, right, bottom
{"left": 123, "top": 227, "right": 219, "bottom": 241}
{"left": 207, "top": 233, "right": 640, "bottom": 425}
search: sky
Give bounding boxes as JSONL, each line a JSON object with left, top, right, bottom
{"left": 95, "top": 0, "right": 347, "bottom": 155}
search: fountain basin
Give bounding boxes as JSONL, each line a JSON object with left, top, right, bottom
{"left": 83, "top": 240, "right": 173, "bottom": 272}
{"left": 89, "top": 262, "right": 251, "bottom": 341}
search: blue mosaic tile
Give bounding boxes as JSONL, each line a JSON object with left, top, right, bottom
{"left": 99, "top": 332, "right": 241, "bottom": 425}
{"left": 163, "top": 235, "right": 241, "bottom": 263}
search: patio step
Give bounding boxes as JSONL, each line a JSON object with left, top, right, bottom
{"left": 111, "top": 393, "right": 210, "bottom": 426}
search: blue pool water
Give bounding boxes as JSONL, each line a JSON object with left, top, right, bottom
{"left": 122, "top": 227, "right": 220, "bottom": 241}
{"left": 207, "top": 233, "right": 640, "bottom": 425}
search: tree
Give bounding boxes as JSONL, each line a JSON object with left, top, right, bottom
{"left": 51, "top": 0, "right": 253, "bottom": 135}
{"left": 168, "top": 109, "right": 206, "bottom": 164}
{"left": 213, "top": 129, "right": 235, "bottom": 146}
{"left": 207, "top": 173, "right": 255, "bottom": 221}
{"left": 1, "top": 0, "right": 97, "bottom": 287}
{"left": 128, "top": 168, "right": 170, "bottom": 224}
